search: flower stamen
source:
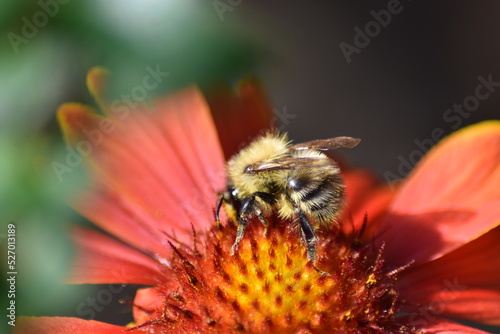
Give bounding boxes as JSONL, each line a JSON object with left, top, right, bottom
{"left": 130, "top": 215, "right": 419, "bottom": 333}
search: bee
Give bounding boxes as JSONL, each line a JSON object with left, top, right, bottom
{"left": 216, "top": 132, "right": 360, "bottom": 264}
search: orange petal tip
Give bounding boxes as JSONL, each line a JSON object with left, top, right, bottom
{"left": 86, "top": 66, "right": 111, "bottom": 114}
{"left": 57, "top": 102, "right": 102, "bottom": 144}
{"left": 453, "top": 119, "right": 500, "bottom": 136}
{"left": 430, "top": 120, "right": 500, "bottom": 156}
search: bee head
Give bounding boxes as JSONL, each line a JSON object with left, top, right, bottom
{"left": 244, "top": 164, "right": 257, "bottom": 174}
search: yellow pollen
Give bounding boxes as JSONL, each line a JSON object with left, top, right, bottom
{"left": 136, "top": 218, "right": 416, "bottom": 333}
{"left": 366, "top": 273, "right": 377, "bottom": 286}
{"left": 220, "top": 235, "right": 332, "bottom": 326}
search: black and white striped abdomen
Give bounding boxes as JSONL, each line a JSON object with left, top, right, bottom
{"left": 287, "top": 171, "right": 345, "bottom": 225}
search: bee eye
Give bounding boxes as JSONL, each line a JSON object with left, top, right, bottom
{"left": 244, "top": 165, "right": 256, "bottom": 174}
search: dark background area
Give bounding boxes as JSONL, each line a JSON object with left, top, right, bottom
{"left": 1, "top": 1, "right": 498, "bottom": 333}
{"left": 246, "top": 1, "right": 500, "bottom": 180}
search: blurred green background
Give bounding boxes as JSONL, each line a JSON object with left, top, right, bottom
{"left": 1, "top": 0, "right": 500, "bottom": 333}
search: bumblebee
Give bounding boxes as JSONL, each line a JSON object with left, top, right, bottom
{"left": 217, "top": 132, "right": 360, "bottom": 264}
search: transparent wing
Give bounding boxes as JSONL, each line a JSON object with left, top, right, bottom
{"left": 247, "top": 156, "right": 332, "bottom": 173}
{"left": 291, "top": 136, "right": 361, "bottom": 151}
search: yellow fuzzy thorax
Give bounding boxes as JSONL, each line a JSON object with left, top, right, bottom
{"left": 227, "top": 132, "right": 290, "bottom": 197}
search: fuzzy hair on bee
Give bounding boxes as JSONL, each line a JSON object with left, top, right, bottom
{"left": 217, "top": 131, "right": 360, "bottom": 267}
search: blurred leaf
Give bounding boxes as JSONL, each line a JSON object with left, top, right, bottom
{"left": 0, "top": 36, "right": 77, "bottom": 134}
{"left": 53, "top": 0, "right": 262, "bottom": 98}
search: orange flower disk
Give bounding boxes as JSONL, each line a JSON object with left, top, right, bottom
{"left": 131, "top": 217, "right": 415, "bottom": 333}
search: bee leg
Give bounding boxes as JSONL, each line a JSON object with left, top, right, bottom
{"left": 215, "top": 188, "right": 239, "bottom": 225}
{"left": 253, "top": 192, "right": 275, "bottom": 237}
{"left": 215, "top": 194, "right": 224, "bottom": 222}
{"left": 296, "top": 209, "right": 318, "bottom": 262}
{"left": 253, "top": 203, "right": 268, "bottom": 237}
{"left": 230, "top": 219, "right": 247, "bottom": 256}
{"left": 230, "top": 195, "right": 255, "bottom": 256}
{"left": 257, "top": 210, "right": 268, "bottom": 237}
{"left": 296, "top": 208, "right": 329, "bottom": 276}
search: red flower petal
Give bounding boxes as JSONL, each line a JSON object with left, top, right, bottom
{"left": 61, "top": 87, "right": 226, "bottom": 254}
{"left": 378, "top": 121, "right": 500, "bottom": 264}
{"left": 343, "top": 169, "right": 385, "bottom": 212}
{"left": 398, "top": 225, "right": 500, "bottom": 325}
{"left": 398, "top": 316, "right": 491, "bottom": 334}
{"left": 15, "top": 316, "right": 142, "bottom": 334}
{"left": 77, "top": 190, "right": 172, "bottom": 258}
{"left": 208, "top": 78, "right": 274, "bottom": 159}
{"left": 58, "top": 103, "right": 170, "bottom": 256}
{"left": 342, "top": 168, "right": 397, "bottom": 233}
{"left": 132, "top": 288, "right": 164, "bottom": 325}
{"left": 68, "top": 226, "right": 162, "bottom": 285}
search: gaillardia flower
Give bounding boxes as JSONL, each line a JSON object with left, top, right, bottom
{"left": 18, "top": 68, "right": 500, "bottom": 333}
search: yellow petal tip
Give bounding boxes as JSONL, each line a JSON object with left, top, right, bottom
{"left": 57, "top": 102, "right": 101, "bottom": 144}
{"left": 86, "top": 67, "right": 111, "bottom": 113}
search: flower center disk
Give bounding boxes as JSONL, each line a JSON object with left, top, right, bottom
{"left": 220, "top": 225, "right": 330, "bottom": 328}
{"left": 141, "top": 217, "right": 415, "bottom": 333}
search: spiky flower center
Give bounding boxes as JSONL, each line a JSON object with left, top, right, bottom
{"left": 134, "top": 217, "right": 416, "bottom": 333}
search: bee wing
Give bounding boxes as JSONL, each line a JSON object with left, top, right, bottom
{"left": 291, "top": 136, "right": 361, "bottom": 151}
{"left": 248, "top": 156, "right": 332, "bottom": 173}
